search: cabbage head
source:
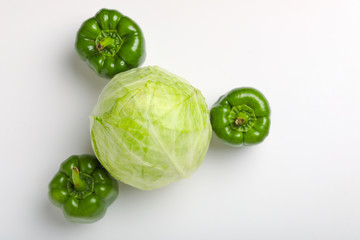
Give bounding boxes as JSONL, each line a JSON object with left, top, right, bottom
{"left": 90, "top": 66, "right": 212, "bottom": 190}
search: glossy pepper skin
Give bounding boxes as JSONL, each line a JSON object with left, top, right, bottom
{"left": 75, "top": 9, "right": 146, "bottom": 79}
{"left": 210, "top": 87, "right": 270, "bottom": 146}
{"left": 48, "top": 155, "right": 119, "bottom": 223}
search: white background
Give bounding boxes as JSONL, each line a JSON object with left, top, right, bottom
{"left": 1, "top": 0, "right": 360, "bottom": 239}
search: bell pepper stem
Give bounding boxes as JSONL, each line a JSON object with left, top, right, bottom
{"left": 72, "top": 167, "right": 87, "bottom": 191}
{"left": 234, "top": 112, "right": 249, "bottom": 126}
{"left": 235, "top": 118, "right": 245, "bottom": 126}
{"left": 96, "top": 37, "right": 115, "bottom": 51}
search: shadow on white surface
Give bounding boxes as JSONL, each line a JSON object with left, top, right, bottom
{"left": 65, "top": 49, "right": 109, "bottom": 99}
{"left": 42, "top": 200, "right": 82, "bottom": 229}
{"left": 207, "top": 133, "right": 252, "bottom": 156}
{"left": 68, "top": 50, "right": 108, "bottom": 93}
{"left": 52, "top": 49, "right": 109, "bottom": 155}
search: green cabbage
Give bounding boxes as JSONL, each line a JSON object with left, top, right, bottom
{"left": 90, "top": 66, "right": 212, "bottom": 190}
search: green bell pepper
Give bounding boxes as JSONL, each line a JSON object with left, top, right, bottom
{"left": 210, "top": 87, "right": 271, "bottom": 146}
{"left": 48, "top": 155, "right": 119, "bottom": 223}
{"left": 75, "top": 8, "right": 146, "bottom": 79}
